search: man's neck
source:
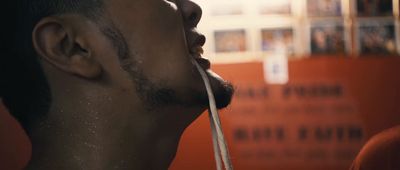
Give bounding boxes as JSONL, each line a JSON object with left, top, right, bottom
{"left": 25, "top": 64, "right": 206, "bottom": 169}
{"left": 26, "top": 109, "right": 175, "bottom": 169}
{"left": 25, "top": 96, "right": 203, "bottom": 170}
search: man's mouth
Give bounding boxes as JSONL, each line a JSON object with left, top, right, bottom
{"left": 195, "top": 57, "right": 211, "bottom": 70}
{"left": 189, "top": 34, "right": 210, "bottom": 70}
{"left": 188, "top": 33, "right": 234, "bottom": 109}
{"left": 190, "top": 46, "right": 210, "bottom": 70}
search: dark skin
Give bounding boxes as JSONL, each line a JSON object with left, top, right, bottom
{"left": 25, "top": 0, "right": 233, "bottom": 169}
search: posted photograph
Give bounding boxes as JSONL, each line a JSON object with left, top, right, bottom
{"left": 358, "top": 21, "right": 396, "bottom": 54}
{"left": 259, "top": 0, "right": 292, "bottom": 15}
{"left": 214, "top": 29, "right": 247, "bottom": 53}
{"left": 307, "top": 0, "right": 342, "bottom": 17}
{"left": 211, "top": 3, "right": 243, "bottom": 16}
{"left": 310, "top": 22, "right": 346, "bottom": 54}
{"left": 261, "top": 28, "right": 294, "bottom": 54}
{"left": 357, "top": 0, "right": 392, "bottom": 16}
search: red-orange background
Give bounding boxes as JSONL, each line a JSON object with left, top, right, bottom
{"left": 171, "top": 57, "right": 400, "bottom": 170}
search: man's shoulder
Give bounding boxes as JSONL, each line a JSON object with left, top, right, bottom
{"left": 350, "top": 125, "right": 400, "bottom": 170}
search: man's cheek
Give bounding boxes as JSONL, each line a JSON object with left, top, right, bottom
{"left": 139, "top": 63, "right": 191, "bottom": 86}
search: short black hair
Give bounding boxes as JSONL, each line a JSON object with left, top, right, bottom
{"left": 0, "top": 0, "right": 104, "bottom": 131}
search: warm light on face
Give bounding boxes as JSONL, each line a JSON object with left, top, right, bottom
{"left": 165, "top": 0, "right": 178, "bottom": 10}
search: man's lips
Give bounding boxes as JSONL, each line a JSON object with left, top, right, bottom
{"left": 190, "top": 45, "right": 210, "bottom": 70}
{"left": 189, "top": 34, "right": 208, "bottom": 69}
{"left": 195, "top": 57, "right": 211, "bottom": 70}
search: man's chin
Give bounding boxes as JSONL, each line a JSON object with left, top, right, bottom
{"left": 207, "top": 70, "right": 234, "bottom": 109}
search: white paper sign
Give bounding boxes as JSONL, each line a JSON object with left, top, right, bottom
{"left": 263, "top": 47, "right": 289, "bottom": 84}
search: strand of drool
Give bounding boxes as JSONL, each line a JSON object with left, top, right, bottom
{"left": 193, "top": 60, "right": 233, "bottom": 170}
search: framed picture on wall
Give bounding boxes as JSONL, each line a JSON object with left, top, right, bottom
{"left": 357, "top": 20, "right": 396, "bottom": 54}
{"left": 259, "top": 0, "right": 292, "bottom": 15}
{"left": 261, "top": 28, "right": 294, "bottom": 54}
{"left": 307, "top": 0, "right": 342, "bottom": 17}
{"left": 211, "top": 3, "right": 243, "bottom": 16}
{"left": 214, "top": 29, "right": 247, "bottom": 53}
{"left": 356, "top": 0, "right": 392, "bottom": 17}
{"left": 310, "top": 22, "right": 346, "bottom": 54}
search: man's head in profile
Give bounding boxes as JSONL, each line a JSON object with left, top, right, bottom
{"left": 0, "top": 0, "right": 234, "bottom": 169}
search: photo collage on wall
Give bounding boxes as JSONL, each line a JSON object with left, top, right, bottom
{"left": 355, "top": 0, "right": 397, "bottom": 55}
{"left": 210, "top": 0, "right": 399, "bottom": 57}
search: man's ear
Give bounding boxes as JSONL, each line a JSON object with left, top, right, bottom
{"left": 32, "top": 17, "right": 102, "bottom": 79}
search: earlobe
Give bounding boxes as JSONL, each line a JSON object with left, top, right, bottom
{"left": 70, "top": 54, "right": 103, "bottom": 78}
{"left": 32, "top": 16, "right": 102, "bottom": 79}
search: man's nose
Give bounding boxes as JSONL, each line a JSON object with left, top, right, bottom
{"left": 180, "top": 0, "right": 202, "bottom": 28}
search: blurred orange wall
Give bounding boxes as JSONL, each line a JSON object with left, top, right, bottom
{"left": 171, "top": 57, "right": 400, "bottom": 170}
